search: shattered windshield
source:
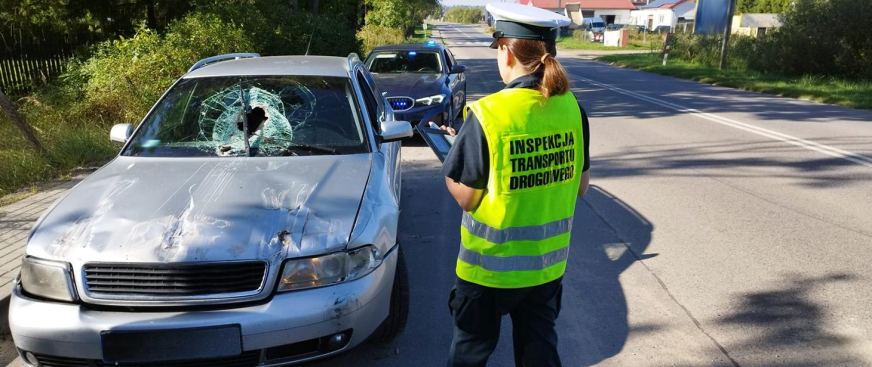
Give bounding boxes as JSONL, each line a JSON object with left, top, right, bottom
{"left": 366, "top": 51, "right": 443, "bottom": 74}
{"left": 124, "top": 76, "right": 368, "bottom": 157}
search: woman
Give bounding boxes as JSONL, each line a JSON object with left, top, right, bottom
{"left": 439, "top": 3, "right": 591, "bottom": 366}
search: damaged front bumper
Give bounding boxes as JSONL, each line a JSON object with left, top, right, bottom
{"left": 9, "top": 246, "right": 398, "bottom": 366}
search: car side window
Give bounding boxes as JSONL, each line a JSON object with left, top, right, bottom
{"left": 444, "top": 50, "right": 454, "bottom": 71}
{"left": 356, "top": 71, "right": 381, "bottom": 134}
{"left": 447, "top": 50, "right": 458, "bottom": 71}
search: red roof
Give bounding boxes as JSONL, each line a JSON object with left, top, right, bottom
{"left": 518, "top": 0, "right": 563, "bottom": 9}
{"left": 662, "top": 0, "right": 692, "bottom": 9}
{"left": 523, "top": 0, "right": 636, "bottom": 10}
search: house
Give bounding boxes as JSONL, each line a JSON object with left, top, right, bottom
{"left": 562, "top": 0, "right": 636, "bottom": 26}
{"left": 518, "top": 0, "right": 635, "bottom": 26}
{"left": 629, "top": 0, "right": 696, "bottom": 31}
{"left": 517, "top": 0, "right": 565, "bottom": 14}
{"left": 731, "top": 13, "right": 782, "bottom": 37}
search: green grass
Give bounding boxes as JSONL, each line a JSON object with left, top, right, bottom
{"left": 0, "top": 91, "right": 117, "bottom": 198}
{"left": 556, "top": 34, "right": 654, "bottom": 51}
{"left": 598, "top": 53, "right": 872, "bottom": 110}
{"left": 405, "top": 24, "right": 433, "bottom": 45}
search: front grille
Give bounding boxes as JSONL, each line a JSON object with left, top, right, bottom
{"left": 32, "top": 354, "right": 91, "bottom": 367}
{"left": 31, "top": 351, "right": 260, "bottom": 367}
{"left": 387, "top": 97, "right": 414, "bottom": 111}
{"left": 83, "top": 261, "right": 267, "bottom": 297}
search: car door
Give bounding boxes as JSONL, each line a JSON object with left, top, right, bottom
{"left": 355, "top": 66, "right": 402, "bottom": 201}
{"left": 443, "top": 48, "right": 466, "bottom": 124}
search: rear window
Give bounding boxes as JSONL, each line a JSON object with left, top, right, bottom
{"left": 124, "top": 76, "right": 368, "bottom": 157}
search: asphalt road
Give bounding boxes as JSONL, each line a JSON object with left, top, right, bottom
{"left": 305, "top": 23, "right": 872, "bottom": 366}
{"left": 4, "top": 22, "right": 872, "bottom": 367}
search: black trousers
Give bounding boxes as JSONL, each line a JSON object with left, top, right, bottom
{"left": 447, "top": 277, "right": 563, "bottom": 367}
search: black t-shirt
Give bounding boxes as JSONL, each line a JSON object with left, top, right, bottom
{"left": 442, "top": 74, "right": 591, "bottom": 189}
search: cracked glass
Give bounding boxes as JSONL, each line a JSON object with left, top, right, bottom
{"left": 124, "top": 76, "right": 368, "bottom": 157}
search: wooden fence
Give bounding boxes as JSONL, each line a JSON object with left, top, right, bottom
{"left": 0, "top": 52, "right": 73, "bottom": 96}
{"left": 0, "top": 33, "right": 76, "bottom": 96}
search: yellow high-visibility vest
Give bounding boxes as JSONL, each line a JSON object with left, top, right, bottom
{"left": 457, "top": 87, "right": 583, "bottom": 288}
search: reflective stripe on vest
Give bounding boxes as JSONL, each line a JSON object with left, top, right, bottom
{"left": 458, "top": 245, "right": 570, "bottom": 272}
{"left": 456, "top": 88, "right": 583, "bottom": 289}
{"left": 462, "top": 212, "right": 573, "bottom": 244}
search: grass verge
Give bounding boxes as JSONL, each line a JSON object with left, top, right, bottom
{"left": 556, "top": 34, "right": 654, "bottom": 51}
{"left": 405, "top": 24, "right": 433, "bottom": 44}
{"left": 598, "top": 53, "right": 872, "bottom": 110}
{"left": 0, "top": 117, "right": 116, "bottom": 201}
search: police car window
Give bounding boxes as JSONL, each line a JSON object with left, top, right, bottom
{"left": 444, "top": 50, "right": 453, "bottom": 70}
{"left": 447, "top": 50, "right": 458, "bottom": 69}
{"left": 356, "top": 72, "right": 381, "bottom": 134}
{"left": 366, "top": 51, "right": 443, "bottom": 74}
{"left": 123, "top": 76, "right": 368, "bottom": 157}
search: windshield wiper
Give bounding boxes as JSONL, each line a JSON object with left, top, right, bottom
{"left": 282, "top": 144, "right": 338, "bottom": 156}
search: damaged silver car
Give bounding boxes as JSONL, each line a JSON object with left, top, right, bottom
{"left": 9, "top": 53, "right": 413, "bottom": 366}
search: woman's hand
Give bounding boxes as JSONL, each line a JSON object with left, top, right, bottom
{"left": 438, "top": 125, "right": 457, "bottom": 137}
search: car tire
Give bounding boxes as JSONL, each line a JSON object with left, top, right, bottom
{"left": 370, "top": 245, "right": 409, "bottom": 343}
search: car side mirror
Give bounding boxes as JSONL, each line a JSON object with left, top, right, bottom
{"left": 380, "top": 120, "right": 413, "bottom": 142}
{"left": 450, "top": 65, "right": 466, "bottom": 74}
{"left": 110, "top": 124, "right": 132, "bottom": 143}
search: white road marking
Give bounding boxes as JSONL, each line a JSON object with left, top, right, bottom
{"left": 570, "top": 73, "right": 872, "bottom": 169}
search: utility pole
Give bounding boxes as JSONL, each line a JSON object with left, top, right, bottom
{"left": 718, "top": 0, "right": 737, "bottom": 70}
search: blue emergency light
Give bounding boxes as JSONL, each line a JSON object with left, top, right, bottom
{"left": 425, "top": 39, "right": 437, "bottom": 47}
{"left": 408, "top": 51, "right": 417, "bottom": 56}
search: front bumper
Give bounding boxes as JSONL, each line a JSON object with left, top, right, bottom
{"left": 9, "top": 247, "right": 398, "bottom": 366}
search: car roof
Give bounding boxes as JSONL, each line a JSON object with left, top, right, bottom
{"left": 370, "top": 44, "right": 445, "bottom": 53}
{"left": 184, "top": 56, "right": 351, "bottom": 79}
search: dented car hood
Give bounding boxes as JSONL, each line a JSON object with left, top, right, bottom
{"left": 27, "top": 155, "right": 371, "bottom": 265}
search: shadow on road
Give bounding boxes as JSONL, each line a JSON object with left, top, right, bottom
{"left": 307, "top": 175, "right": 654, "bottom": 366}
{"left": 714, "top": 273, "right": 861, "bottom": 367}
{"left": 557, "top": 185, "right": 654, "bottom": 366}
{"left": 590, "top": 139, "right": 872, "bottom": 190}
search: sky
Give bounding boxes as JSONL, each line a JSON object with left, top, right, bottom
{"left": 441, "top": 0, "right": 497, "bottom": 7}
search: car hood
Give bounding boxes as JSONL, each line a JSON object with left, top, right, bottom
{"left": 27, "top": 155, "right": 371, "bottom": 265}
{"left": 372, "top": 73, "right": 445, "bottom": 98}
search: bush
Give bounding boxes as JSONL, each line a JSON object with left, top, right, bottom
{"left": 445, "top": 7, "right": 482, "bottom": 24}
{"left": 357, "top": 24, "right": 406, "bottom": 56}
{"left": 670, "top": 0, "right": 872, "bottom": 80}
{"left": 78, "top": 13, "right": 257, "bottom": 125}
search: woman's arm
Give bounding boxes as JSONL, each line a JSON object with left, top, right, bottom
{"left": 578, "top": 170, "right": 590, "bottom": 197}
{"left": 445, "top": 177, "right": 484, "bottom": 212}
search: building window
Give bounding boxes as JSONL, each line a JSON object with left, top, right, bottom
{"left": 659, "top": 14, "right": 664, "bottom": 23}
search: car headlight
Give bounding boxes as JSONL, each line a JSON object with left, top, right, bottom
{"left": 415, "top": 94, "right": 446, "bottom": 106}
{"left": 277, "top": 246, "right": 382, "bottom": 292}
{"left": 20, "top": 257, "right": 77, "bottom": 302}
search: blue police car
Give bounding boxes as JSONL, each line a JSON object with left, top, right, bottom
{"left": 365, "top": 40, "right": 466, "bottom": 127}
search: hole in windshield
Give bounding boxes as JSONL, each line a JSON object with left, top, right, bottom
{"left": 366, "top": 51, "right": 443, "bottom": 74}
{"left": 124, "top": 76, "right": 368, "bottom": 157}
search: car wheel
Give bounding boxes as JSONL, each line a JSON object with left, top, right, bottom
{"left": 370, "top": 245, "right": 409, "bottom": 343}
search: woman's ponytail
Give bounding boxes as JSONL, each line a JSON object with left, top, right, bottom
{"left": 497, "top": 38, "right": 572, "bottom": 99}
{"left": 538, "top": 53, "right": 570, "bottom": 98}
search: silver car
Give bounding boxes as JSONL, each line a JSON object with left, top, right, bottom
{"left": 9, "top": 53, "right": 412, "bottom": 366}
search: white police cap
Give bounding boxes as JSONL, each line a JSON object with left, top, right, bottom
{"left": 486, "top": 3, "right": 571, "bottom": 48}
